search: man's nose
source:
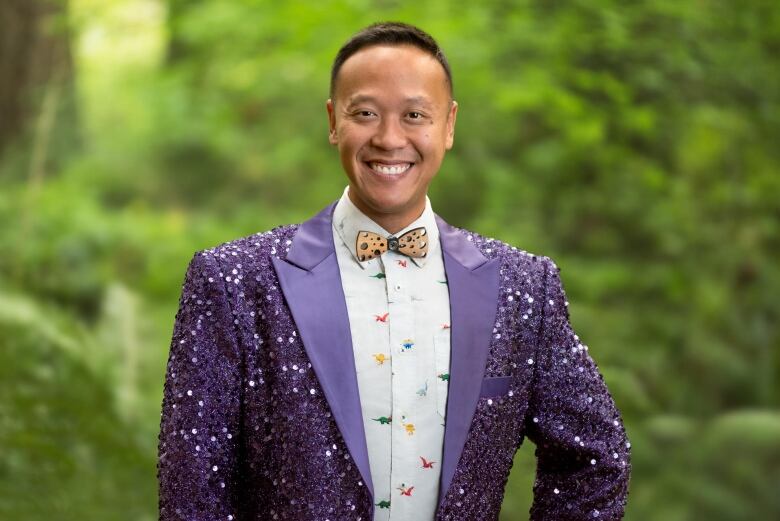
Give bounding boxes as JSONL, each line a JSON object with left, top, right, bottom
{"left": 370, "top": 118, "right": 407, "bottom": 149}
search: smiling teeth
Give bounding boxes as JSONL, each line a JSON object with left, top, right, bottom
{"left": 370, "top": 162, "right": 411, "bottom": 175}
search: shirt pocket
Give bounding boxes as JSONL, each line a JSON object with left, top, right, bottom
{"left": 433, "top": 330, "right": 451, "bottom": 419}
{"left": 479, "top": 375, "right": 512, "bottom": 398}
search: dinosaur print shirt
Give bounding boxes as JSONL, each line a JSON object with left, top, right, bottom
{"left": 332, "top": 185, "right": 451, "bottom": 521}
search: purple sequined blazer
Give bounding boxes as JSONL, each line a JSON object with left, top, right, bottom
{"left": 158, "top": 200, "right": 631, "bottom": 520}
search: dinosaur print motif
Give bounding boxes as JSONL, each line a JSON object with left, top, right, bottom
{"left": 369, "top": 272, "right": 386, "bottom": 279}
{"left": 372, "top": 416, "right": 392, "bottom": 425}
{"left": 438, "top": 372, "right": 450, "bottom": 382}
{"left": 397, "top": 483, "right": 415, "bottom": 496}
{"left": 441, "top": 323, "right": 450, "bottom": 329}
{"left": 400, "top": 415, "right": 415, "bottom": 435}
{"left": 416, "top": 380, "right": 428, "bottom": 396}
{"left": 396, "top": 259, "right": 407, "bottom": 268}
{"left": 374, "top": 312, "right": 389, "bottom": 322}
{"left": 376, "top": 499, "right": 391, "bottom": 509}
{"left": 373, "top": 353, "right": 389, "bottom": 365}
{"left": 401, "top": 339, "right": 414, "bottom": 352}
{"left": 420, "top": 456, "right": 436, "bottom": 469}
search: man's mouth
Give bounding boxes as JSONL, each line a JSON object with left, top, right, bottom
{"left": 365, "top": 161, "right": 414, "bottom": 175}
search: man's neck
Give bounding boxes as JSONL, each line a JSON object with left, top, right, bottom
{"left": 347, "top": 190, "right": 426, "bottom": 235}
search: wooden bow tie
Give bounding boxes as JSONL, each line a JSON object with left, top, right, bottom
{"left": 355, "top": 227, "right": 429, "bottom": 262}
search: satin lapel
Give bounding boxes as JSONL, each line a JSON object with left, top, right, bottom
{"left": 271, "top": 200, "right": 375, "bottom": 503}
{"left": 434, "top": 214, "right": 501, "bottom": 508}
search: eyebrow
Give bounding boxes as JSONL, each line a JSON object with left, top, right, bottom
{"left": 345, "top": 95, "right": 435, "bottom": 110}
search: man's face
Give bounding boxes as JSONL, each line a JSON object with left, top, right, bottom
{"left": 327, "top": 44, "right": 458, "bottom": 224}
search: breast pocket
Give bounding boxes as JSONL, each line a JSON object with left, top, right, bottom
{"left": 433, "top": 331, "right": 451, "bottom": 419}
{"left": 479, "top": 375, "right": 512, "bottom": 398}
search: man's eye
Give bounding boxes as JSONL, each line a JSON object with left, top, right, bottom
{"left": 357, "top": 111, "right": 375, "bottom": 117}
{"left": 408, "top": 112, "right": 423, "bottom": 119}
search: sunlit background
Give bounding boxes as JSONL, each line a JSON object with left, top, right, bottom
{"left": 1, "top": 0, "right": 778, "bottom": 519}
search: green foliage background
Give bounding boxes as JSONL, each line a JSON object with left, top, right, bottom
{"left": 1, "top": 0, "right": 778, "bottom": 519}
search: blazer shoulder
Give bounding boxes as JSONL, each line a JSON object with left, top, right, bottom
{"left": 179, "top": 223, "right": 304, "bottom": 323}
{"left": 195, "top": 222, "right": 302, "bottom": 265}
{"left": 450, "top": 224, "right": 553, "bottom": 276}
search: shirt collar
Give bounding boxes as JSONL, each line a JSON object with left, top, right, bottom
{"left": 332, "top": 185, "right": 440, "bottom": 270}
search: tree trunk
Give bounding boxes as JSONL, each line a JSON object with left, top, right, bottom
{"left": 166, "top": 0, "right": 202, "bottom": 64}
{"left": 0, "top": 0, "right": 78, "bottom": 161}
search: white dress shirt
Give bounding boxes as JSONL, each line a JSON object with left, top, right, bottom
{"left": 331, "top": 185, "right": 452, "bottom": 521}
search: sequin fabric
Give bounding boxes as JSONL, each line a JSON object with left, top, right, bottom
{"left": 158, "top": 208, "right": 631, "bottom": 521}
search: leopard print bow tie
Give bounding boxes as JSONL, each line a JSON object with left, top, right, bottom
{"left": 355, "top": 227, "right": 429, "bottom": 262}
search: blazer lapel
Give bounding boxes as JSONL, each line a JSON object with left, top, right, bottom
{"left": 435, "top": 214, "right": 501, "bottom": 508}
{"left": 271, "top": 201, "right": 376, "bottom": 503}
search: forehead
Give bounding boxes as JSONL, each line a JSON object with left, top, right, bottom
{"left": 335, "top": 44, "right": 450, "bottom": 104}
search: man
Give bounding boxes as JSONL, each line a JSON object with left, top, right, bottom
{"left": 158, "top": 22, "right": 631, "bottom": 521}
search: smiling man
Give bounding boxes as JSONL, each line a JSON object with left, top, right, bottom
{"left": 158, "top": 22, "right": 631, "bottom": 521}
{"left": 326, "top": 37, "right": 457, "bottom": 234}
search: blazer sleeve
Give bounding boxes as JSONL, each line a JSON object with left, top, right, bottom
{"left": 158, "top": 251, "right": 244, "bottom": 520}
{"left": 524, "top": 257, "right": 631, "bottom": 520}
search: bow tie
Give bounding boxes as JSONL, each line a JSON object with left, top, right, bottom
{"left": 355, "top": 227, "right": 429, "bottom": 262}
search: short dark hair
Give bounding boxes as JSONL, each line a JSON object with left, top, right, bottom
{"left": 329, "top": 21, "right": 453, "bottom": 101}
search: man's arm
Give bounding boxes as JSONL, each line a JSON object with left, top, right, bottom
{"left": 158, "top": 252, "right": 244, "bottom": 520}
{"left": 524, "top": 257, "right": 631, "bottom": 520}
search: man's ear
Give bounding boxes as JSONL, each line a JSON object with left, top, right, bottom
{"left": 445, "top": 100, "right": 458, "bottom": 150}
{"left": 326, "top": 98, "right": 338, "bottom": 145}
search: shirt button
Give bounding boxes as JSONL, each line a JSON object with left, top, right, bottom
{"left": 395, "top": 284, "right": 402, "bottom": 291}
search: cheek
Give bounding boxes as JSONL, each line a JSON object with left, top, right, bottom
{"left": 338, "top": 127, "right": 368, "bottom": 152}
{"left": 414, "top": 128, "right": 433, "bottom": 145}
{"left": 417, "top": 123, "right": 446, "bottom": 147}
{"left": 418, "top": 133, "right": 443, "bottom": 156}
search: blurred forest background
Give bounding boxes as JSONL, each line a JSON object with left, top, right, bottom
{"left": 1, "top": 0, "right": 778, "bottom": 519}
